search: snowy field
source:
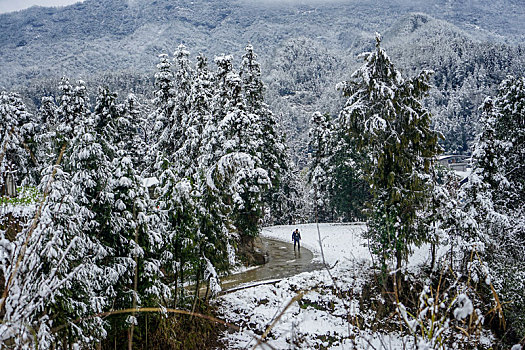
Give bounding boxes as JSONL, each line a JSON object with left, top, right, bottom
{"left": 261, "top": 223, "right": 371, "bottom": 265}
{"left": 216, "top": 223, "right": 417, "bottom": 349}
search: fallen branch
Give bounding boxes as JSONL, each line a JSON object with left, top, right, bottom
{"left": 219, "top": 279, "right": 281, "bottom": 295}
{"left": 251, "top": 290, "right": 306, "bottom": 350}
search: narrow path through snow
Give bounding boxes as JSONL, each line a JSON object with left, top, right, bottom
{"left": 221, "top": 237, "right": 323, "bottom": 292}
{"left": 221, "top": 223, "right": 370, "bottom": 292}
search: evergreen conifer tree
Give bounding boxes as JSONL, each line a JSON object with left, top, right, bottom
{"left": 152, "top": 53, "right": 176, "bottom": 153}
{"left": 240, "top": 45, "right": 289, "bottom": 222}
{"left": 62, "top": 81, "right": 116, "bottom": 328}
{"left": 153, "top": 48, "right": 201, "bottom": 305}
{"left": 269, "top": 164, "right": 305, "bottom": 225}
{"left": 120, "top": 93, "right": 148, "bottom": 172}
{"left": 216, "top": 70, "right": 270, "bottom": 237}
{"left": 1, "top": 80, "right": 110, "bottom": 347}
{"left": 307, "top": 112, "right": 333, "bottom": 221}
{"left": 37, "top": 96, "right": 58, "bottom": 171}
{"left": 340, "top": 34, "right": 440, "bottom": 282}
{"left": 183, "top": 53, "right": 214, "bottom": 172}
{"left": 171, "top": 44, "right": 195, "bottom": 172}
{"left": 461, "top": 76, "right": 525, "bottom": 337}
{"left": 0, "top": 91, "right": 37, "bottom": 194}
{"left": 326, "top": 119, "right": 370, "bottom": 222}
{"left": 189, "top": 54, "right": 236, "bottom": 291}
{"left": 213, "top": 54, "right": 234, "bottom": 119}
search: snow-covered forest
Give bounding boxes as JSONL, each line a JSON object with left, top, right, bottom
{"left": 1, "top": 0, "right": 524, "bottom": 349}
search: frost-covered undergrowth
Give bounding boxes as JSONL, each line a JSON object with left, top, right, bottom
{"left": 216, "top": 224, "right": 411, "bottom": 349}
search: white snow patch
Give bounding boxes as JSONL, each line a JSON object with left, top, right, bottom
{"left": 260, "top": 223, "right": 369, "bottom": 265}
{"left": 453, "top": 293, "right": 474, "bottom": 321}
{"left": 143, "top": 177, "right": 159, "bottom": 187}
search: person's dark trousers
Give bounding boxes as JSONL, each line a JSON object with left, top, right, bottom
{"left": 294, "top": 240, "right": 300, "bottom": 251}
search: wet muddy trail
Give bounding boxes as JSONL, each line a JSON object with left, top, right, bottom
{"left": 221, "top": 237, "right": 322, "bottom": 292}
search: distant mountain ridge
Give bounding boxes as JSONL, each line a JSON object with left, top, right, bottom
{"left": 0, "top": 0, "right": 523, "bottom": 90}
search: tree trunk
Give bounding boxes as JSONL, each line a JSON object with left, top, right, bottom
{"left": 191, "top": 266, "right": 201, "bottom": 317}
{"left": 396, "top": 248, "right": 403, "bottom": 297}
{"left": 204, "top": 278, "right": 210, "bottom": 302}
{"left": 431, "top": 242, "right": 436, "bottom": 271}
{"left": 129, "top": 203, "right": 140, "bottom": 350}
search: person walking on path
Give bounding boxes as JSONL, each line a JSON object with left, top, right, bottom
{"left": 292, "top": 228, "right": 301, "bottom": 251}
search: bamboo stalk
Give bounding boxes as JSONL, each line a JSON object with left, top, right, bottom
{"left": 251, "top": 290, "right": 305, "bottom": 350}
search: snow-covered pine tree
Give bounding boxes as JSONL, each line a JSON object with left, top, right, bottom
{"left": 82, "top": 84, "right": 122, "bottom": 244}
{"left": 489, "top": 76, "right": 525, "bottom": 213}
{"left": 460, "top": 76, "right": 525, "bottom": 338}
{"left": 154, "top": 47, "right": 194, "bottom": 172}
{"left": 192, "top": 173, "right": 232, "bottom": 299}
{"left": 240, "top": 44, "right": 264, "bottom": 112}
{"left": 60, "top": 84, "right": 117, "bottom": 246}
{"left": 213, "top": 54, "right": 234, "bottom": 122}
{"left": 0, "top": 164, "right": 106, "bottom": 349}
{"left": 155, "top": 170, "right": 197, "bottom": 305}
{"left": 55, "top": 78, "right": 86, "bottom": 141}
{"left": 183, "top": 53, "right": 214, "bottom": 173}
{"left": 92, "top": 86, "right": 145, "bottom": 339}
{"left": 39, "top": 96, "right": 57, "bottom": 127}
{"left": 37, "top": 96, "right": 59, "bottom": 171}
{"left": 308, "top": 112, "right": 332, "bottom": 221}
{"left": 216, "top": 68, "right": 270, "bottom": 237}
{"left": 173, "top": 44, "right": 194, "bottom": 121}
{"left": 268, "top": 163, "right": 305, "bottom": 225}
{"left": 109, "top": 149, "right": 168, "bottom": 339}
{"left": 326, "top": 117, "right": 370, "bottom": 222}
{"left": 219, "top": 69, "right": 260, "bottom": 158}
{"left": 307, "top": 111, "right": 333, "bottom": 222}
{"left": 170, "top": 44, "right": 195, "bottom": 175}
{"left": 339, "top": 34, "right": 440, "bottom": 282}
{"left": 93, "top": 86, "right": 122, "bottom": 157}
{"left": 0, "top": 80, "right": 111, "bottom": 348}
{"left": 187, "top": 53, "right": 235, "bottom": 295}
{"left": 153, "top": 48, "right": 200, "bottom": 306}
{"left": 120, "top": 93, "right": 149, "bottom": 172}
{"left": 60, "top": 81, "right": 115, "bottom": 340}
{"left": 152, "top": 53, "right": 176, "bottom": 157}
{"left": 307, "top": 111, "right": 369, "bottom": 224}
{"left": 205, "top": 54, "right": 235, "bottom": 166}
{"left": 240, "top": 44, "right": 289, "bottom": 223}
{"left": 0, "top": 91, "right": 38, "bottom": 195}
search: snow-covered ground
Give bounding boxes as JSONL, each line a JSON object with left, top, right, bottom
{"left": 216, "top": 223, "right": 417, "bottom": 349}
{"left": 260, "top": 223, "right": 371, "bottom": 265}
{"left": 260, "top": 223, "right": 442, "bottom": 270}
{"left": 216, "top": 224, "right": 496, "bottom": 349}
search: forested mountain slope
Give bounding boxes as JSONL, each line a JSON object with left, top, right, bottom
{"left": 0, "top": 0, "right": 523, "bottom": 157}
{"left": 0, "top": 0, "right": 522, "bottom": 89}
